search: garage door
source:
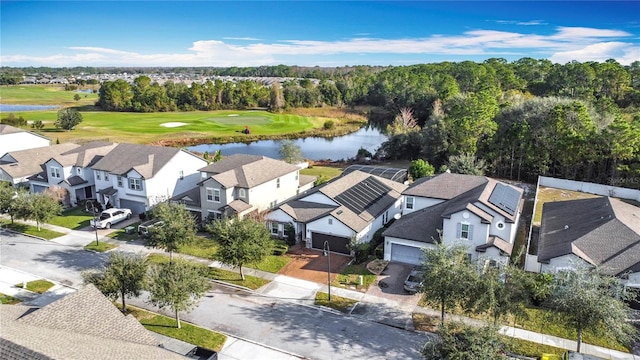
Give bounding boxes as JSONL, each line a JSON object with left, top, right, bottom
{"left": 390, "top": 243, "right": 424, "bottom": 265}
{"left": 32, "top": 185, "right": 48, "bottom": 193}
{"left": 311, "top": 232, "right": 350, "bottom": 255}
{"left": 120, "top": 199, "right": 146, "bottom": 215}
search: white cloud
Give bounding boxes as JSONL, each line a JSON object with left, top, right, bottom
{"left": 1, "top": 26, "right": 636, "bottom": 66}
{"left": 494, "top": 20, "right": 547, "bottom": 26}
{"left": 222, "top": 37, "right": 262, "bottom": 41}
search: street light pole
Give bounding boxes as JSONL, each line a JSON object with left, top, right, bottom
{"left": 89, "top": 202, "right": 99, "bottom": 246}
{"left": 323, "top": 240, "right": 331, "bottom": 301}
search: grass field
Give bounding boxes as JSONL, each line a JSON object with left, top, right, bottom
{"left": 0, "top": 85, "right": 99, "bottom": 106}
{"left": 532, "top": 187, "right": 601, "bottom": 225}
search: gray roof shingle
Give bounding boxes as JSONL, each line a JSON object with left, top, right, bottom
{"left": 91, "top": 143, "right": 181, "bottom": 178}
{"left": 538, "top": 197, "right": 640, "bottom": 276}
{"left": 0, "top": 143, "right": 79, "bottom": 178}
{"left": 200, "top": 154, "right": 300, "bottom": 189}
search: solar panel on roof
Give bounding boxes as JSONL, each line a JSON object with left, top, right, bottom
{"left": 335, "top": 177, "right": 389, "bottom": 214}
{"left": 488, "top": 183, "right": 520, "bottom": 216}
{"left": 341, "top": 165, "right": 407, "bottom": 183}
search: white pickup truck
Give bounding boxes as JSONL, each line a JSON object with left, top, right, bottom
{"left": 90, "top": 208, "right": 132, "bottom": 229}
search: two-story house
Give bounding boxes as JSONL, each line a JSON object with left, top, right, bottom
{"left": 176, "top": 154, "right": 315, "bottom": 222}
{"left": 382, "top": 172, "right": 524, "bottom": 266}
{"left": 28, "top": 141, "right": 118, "bottom": 206}
{"left": 0, "top": 124, "right": 50, "bottom": 157}
{"left": 0, "top": 143, "right": 79, "bottom": 187}
{"left": 537, "top": 197, "right": 640, "bottom": 289}
{"left": 266, "top": 170, "right": 408, "bottom": 254}
{"left": 90, "top": 143, "right": 207, "bottom": 214}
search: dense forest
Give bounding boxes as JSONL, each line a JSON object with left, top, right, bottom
{"left": 2, "top": 58, "right": 639, "bottom": 187}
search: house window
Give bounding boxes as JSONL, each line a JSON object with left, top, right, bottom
{"left": 96, "top": 171, "right": 101, "bottom": 180}
{"left": 206, "top": 188, "right": 214, "bottom": 202}
{"left": 201, "top": 172, "right": 207, "bottom": 179}
{"left": 208, "top": 211, "right": 222, "bottom": 221}
{"left": 239, "top": 189, "right": 246, "bottom": 198}
{"left": 213, "top": 189, "right": 220, "bottom": 202}
{"left": 457, "top": 223, "right": 473, "bottom": 240}
{"left": 383, "top": 211, "right": 389, "bottom": 224}
{"left": 129, "top": 178, "right": 142, "bottom": 191}
{"left": 295, "top": 172, "right": 299, "bottom": 181}
{"left": 76, "top": 167, "right": 81, "bottom": 175}
{"left": 179, "top": 170, "right": 184, "bottom": 180}
{"left": 328, "top": 218, "right": 333, "bottom": 225}
{"left": 270, "top": 200, "right": 277, "bottom": 208}
{"left": 50, "top": 167, "right": 61, "bottom": 179}
{"left": 277, "top": 178, "right": 281, "bottom": 188}
{"left": 406, "top": 196, "right": 414, "bottom": 210}
{"left": 117, "top": 176, "right": 123, "bottom": 187}
{"left": 104, "top": 172, "right": 109, "bottom": 181}
{"left": 496, "top": 221, "right": 505, "bottom": 230}
{"left": 270, "top": 222, "right": 278, "bottom": 235}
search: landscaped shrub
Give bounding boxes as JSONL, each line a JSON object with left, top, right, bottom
{"left": 375, "top": 244, "right": 384, "bottom": 259}
{"left": 369, "top": 228, "right": 385, "bottom": 255}
{"left": 284, "top": 223, "right": 296, "bottom": 246}
{"left": 272, "top": 240, "right": 289, "bottom": 255}
{"left": 351, "top": 242, "right": 370, "bottom": 264}
{"left": 323, "top": 120, "right": 335, "bottom": 130}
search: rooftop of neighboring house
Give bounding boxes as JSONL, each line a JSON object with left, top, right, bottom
{"left": 537, "top": 197, "right": 640, "bottom": 276}
{"left": 0, "top": 124, "right": 25, "bottom": 135}
{"left": 0, "top": 143, "right": 80, "bottom": 179}
{"left": 199, "top": 154, "right": 301, "bottom": 189}
{"left": 91, "top": 143, "right": 186, "bottom": 178}
{"left": 278, "top": 170, "right": 408, "bottom": 232}
{"left": 0, "top": 284, "right": 185, "bottom": 360}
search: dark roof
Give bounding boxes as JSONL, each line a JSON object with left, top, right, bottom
{"left": 279, "top": 200, "right": 337, "bottom": 223}
{"left": 91, "top": 143, "right": 181, "bottom": 178}
{"left": 342, "top": 165, "right": 408, "bottom": 183}
{"left": 65, "top": 175, "right": 88, "bottom": 186}
{"left": 476, "top": 235, "right": 513, "bottom": 254}
{"left": 382, "top": 202, "right": 444, "bottom": 243}
{"left": 171, "top": 186, "right": 202, "bottom": 208}
{"left": 97, "top": 186, "right": 118, "bottom": 196}
{"left": 538, "top": 197, "right": 640, "bottom": 276}
{"left": 403, "top": 172, "right": 488, "bottom": 199}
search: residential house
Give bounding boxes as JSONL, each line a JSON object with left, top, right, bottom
{"left": 382, "top": 172, "right": 524, "bottom": 266}
{"left": 28, "top": 141, "right": 118, "bottom": 206}
{"left": 0, "top": 124, "right": 50, "bottom": 157}
{"left": 0, "top": 284, "right": 186, "bottom": 359}
{"left": 537, "top": 197, "right": 640, "bottom": 289}
{"left": 175, "top": 154, "right": 315, "bottom": 222}
{"left": 266, "top": 170, "right": 407, "bottom": 254}
{"left": 0, "top": 143, "right": 79, "bottom": 187}
{"left": 91, "top": 143, "right": 207, "bottom": 214}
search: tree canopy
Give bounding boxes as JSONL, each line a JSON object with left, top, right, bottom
{"left": 145, "top": 202, "right": 196, "bottom": 262}
{"left": 55, "top": 108, "right": 83, "bottom": 130}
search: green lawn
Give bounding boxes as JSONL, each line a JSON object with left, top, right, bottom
{"left": 107, "top": 223, "right": 140, "bottom": 241}
{"left": 300, "top": 165, "right": 344, "bottom": 181}
{"left": 0, "top": 293, "right": 22, "bottom": 304}
{"left": 252, "top": 255, "right": 292, "bottom": 273}
{"left": 532, "top": 187, "right": 600, "bottom": 225}
{"left": 1, "top": 220, "right": 65, "bottom": 240}
{"left": 0, "top": 85, "right": 99, "bottom": 106}
{"left": 128, "top": 306, "right": 227, "bottom": 352}
{"left": 177, "top": 236, "right": 219, "bottom": 259}
{"left": 315, "top": 291, "right": 357, "bottom": 313}
{"left": 15, "top": 279, "right": 55, "bottom": 294}
{"left": 49, "top": 207, "right": 93, "bottom": 229}
{"left": 10, "top": 109, "right": 336, "bottom": 145}
{"left": 84, "top": 241, "right": 118, "bottom": 252}
{"left": 333, "top": 263, "right": 377, "bottom": 291}
{"left": 146, "top": 253, "right": 270, "bottom": 290}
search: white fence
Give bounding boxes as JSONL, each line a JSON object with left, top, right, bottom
{"left": 538, "top": 176, "right": 640, "bottom": 202}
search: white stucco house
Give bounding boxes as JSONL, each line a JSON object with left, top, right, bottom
{"left": 0, "top": 124, "right": 50, "bottom": 157}
{"left": 0, "top": 143, "right": 80, "bottom": 187}
{"left": 266, "top": 170, "right": 408, "bottom": 254}
{"left": 536, "top": 196, "right": 640, "bottom": 289}
{"left": 28, "top": 141, "right": 118, "bottom": 206}
{"left": 90, "top": 143, "right": 207, "bottom": 215}
{"left": 172, "top": 154, "right": 315, "bottom": 223}
{"left": 382, "top": 172, "right": 524, "bottom": 266}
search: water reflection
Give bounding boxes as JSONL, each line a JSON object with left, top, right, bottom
{"left": 189, "top": 126, "right": 388, "bottom": 161}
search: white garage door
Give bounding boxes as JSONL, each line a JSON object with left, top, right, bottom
{"left": 120, "top": 199, "right": 146, "bottom": 215}
{"left": 390, "top": 243, "right": 424, "bottom": 265}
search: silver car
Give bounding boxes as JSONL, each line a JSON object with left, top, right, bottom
{"left": 403, "top": 266, "right": 424, "bottom": 293}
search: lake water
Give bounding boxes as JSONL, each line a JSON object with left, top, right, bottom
{"left": 0, "top": 104, "right": 59, "bottom": 112}
{"left": 189, "top": 126, "right": 388, "bottom": 161}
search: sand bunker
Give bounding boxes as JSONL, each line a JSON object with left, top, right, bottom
{"left": 227, "top": 114, "right": 239, "bottom": 117}
{"left": 160, "top": 122, "right": 187, "bottom": 128}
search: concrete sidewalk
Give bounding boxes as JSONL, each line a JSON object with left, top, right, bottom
{"left": 4, "top": 218, "right": 639, "bottom": 359}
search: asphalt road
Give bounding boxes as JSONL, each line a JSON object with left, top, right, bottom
{"left": 0, "top": 230, "right": 429, "bottom": 359}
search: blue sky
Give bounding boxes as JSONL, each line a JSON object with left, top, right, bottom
{"left": 1, "top": 1, "right": 639, "bottom": 67}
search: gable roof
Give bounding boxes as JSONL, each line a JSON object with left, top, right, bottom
{"left": 54, "top": 140, "right": 118, "bottom": 168}
{"left": 0, "top": 285, "right": 185, "bottom": 360}
{"left": 403, "top": 172, "right": 488, "bottom": 199}
{"left": 295, "top": 171, "right": 408, "bottom": 232}
{"left": 200, "top": 154, "right": 300, "bottom": 188}
{"left": 0, "top": 124, "right": 25, "bottom": 135}
{"left": 537, "top": 197, "right": 640, "bottom": 276}
{"left": 0, "top": 143, "right": 79, "bottom": 179}
{"left": 91, "top": 143, "right": 181, "bottom": 178}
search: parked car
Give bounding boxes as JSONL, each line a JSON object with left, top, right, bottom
{"left": 403, "top": 266, "right": 424, "bottom": 294}
{"left": 138, "top": 219, "right": 165, "bottom": 237}
{"left": 90, "top": 208, "right": 132, "bottom": 229}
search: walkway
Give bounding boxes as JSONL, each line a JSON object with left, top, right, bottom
{"left": 2, "top": 218, "right": 638, "bottom": 360}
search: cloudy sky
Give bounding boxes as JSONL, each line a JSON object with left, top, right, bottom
{"left": 1, "top": 1, "right": 639, "bottom": 67}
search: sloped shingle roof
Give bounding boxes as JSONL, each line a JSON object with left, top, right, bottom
{"left": 538, "top": 197, "right": 640, "bottom": 276}
{"left": 201, "top": 154, "right": 300, "bottom": 189}
{"left": 0, "top": 143, "right": 79, "bottom": 179}
{"left": 91, "top": 143, "right": 181, "bottom": 178}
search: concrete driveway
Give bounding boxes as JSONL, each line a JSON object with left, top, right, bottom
{"left": 351, "top": 262, "right": 421, "bottom": 330}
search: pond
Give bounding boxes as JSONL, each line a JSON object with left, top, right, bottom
{"left": 188, "top": 126, "right": 388, "bottom": 161}
{"left": 0, "top": 104, "right": 59, "bottom": 112}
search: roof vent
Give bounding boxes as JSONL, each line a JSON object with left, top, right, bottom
{"left": 337, "top": 210, "right": 343, "bottom": 215}
{"left": 564, "top": 225, "right": 569, "bottom": 230}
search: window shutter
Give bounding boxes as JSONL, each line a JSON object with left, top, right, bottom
{"left": 456, "top": 223, "right": 462, "bottom": 238}
{"left": 468, "top": 225, "right": 474, "bottom": 241}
